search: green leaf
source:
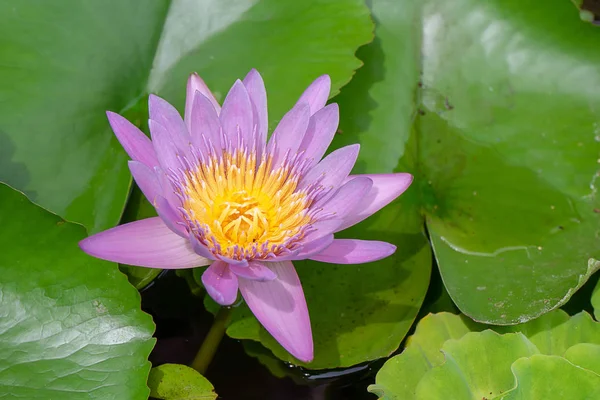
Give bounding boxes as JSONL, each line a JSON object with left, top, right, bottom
{"left": 495, "top": 310, "right": 600, "bottom": 355}
{"left": 502, "top": 355, "right": 600, "bottom": 400}
{"left": 368, "top": 312, "right": 484, "bottom": 400}
{"left": 0, "top": 1, "right": 167, "bottom": 233}
{"left": 564, "top": 343, "right": 600, "bottom": 375}
{"left": 148, "top": 364, "right": 217, "bottom": 400}
{"left": 0, "top": 0, "right": 373, "bottom": 233}
{"left": 340, "top": 0, "right": 600, "bottom": 325}
{"left": 370, "top": 310, "right": 600, "bottom": 400}
{"left": 219, "top": 0, "right": 431, "bottom": 370}
{"left": 419, "top": 0, "right": 600, "bottom": 326}
{"left": 419, "top": 0, "right": 600, "bottom": 324}
{"left": 414, "top": 331, "right": 540, "bottom": 400}
{"left": 0, "top": 184, "right": 155, "bottom": 399}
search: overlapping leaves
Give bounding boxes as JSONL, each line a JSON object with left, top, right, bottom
{"left": 369, "top": 310, "right": 600, "bottom": 400}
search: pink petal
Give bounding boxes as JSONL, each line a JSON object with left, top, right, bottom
{"left": 155, "top": 166, "right": 181, "bottom": 211}
{"left": 185, "top": 73, "right": 221, "bottom": 131}
{"left": 298, "top": 104, "right": 339, "bottom": 168}
{"left": 270, "top": 234, "right": 334, "bottom": 261}
{"left": 189, "top": 92, "right": 222, "bottom": 154}
{"left": 216, "top": 254, "right": 249, "bottom": 267}
{"left": 230, "top": 261, "right": 277, "bottom": 281}
{"left": 149, "top": 94, "right": 189, "bottom": 139}
{"left": 79, "top": 217, "right": 210, "bottom": 269}
{"left": 238, "top": 261, "right": 313, "bottom": 362}
{"left": 202, "top": 261, "right": 239, "bottom": 306}
{"left": 301, "top": 218, "right": 344, "bottom": 244}
{"left": 220, "top": 80, "right": 253, "bottom": 149}
{"left": 299, "top": 144, "right": 360, "bottom": 191}
{"left": 243, "top": 69, "right": 268, "bottom": 148}
{"left": 128, "top": 161, "right": 161, "bottom": 205}
{"left": 267, "top": 103, "right": 310, "bottom": 168}
{"left": 314, "top": 176, "right": 373, "bottom": 220}
{"left": 149, "top": 95, "right": 191, "bottom": 162}
{"left": 310, "top": 239, "right": 397, "bottom": 264}
{"left": 337, "top": 173, "right": 413, "bottom": 232}
{"left": 106, "top": 112, "right": 158, "bottom": 167}
{"left": 189, "top": 235, "right": 217, "bottom": 260}
{"left": 154, "top": 195, "right": 187, "bottom": 237}
{"left": 149, "top": 120, "right": 180, "bottom": 172}
{"left": 296, "top": 75, "right": 331, "bottom": 115}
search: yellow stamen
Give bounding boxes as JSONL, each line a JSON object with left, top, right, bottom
{"left": 182, "top": 149, "right": 312, "bottom": 258}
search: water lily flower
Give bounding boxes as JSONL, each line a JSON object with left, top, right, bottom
{"left": 80, "top": 69, "right": 412, "bottom": 362}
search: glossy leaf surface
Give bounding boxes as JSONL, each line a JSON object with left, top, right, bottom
{"left": 0, "top": 184, "right": 155, "bottom": 399}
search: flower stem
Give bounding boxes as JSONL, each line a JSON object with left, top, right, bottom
{"left": 191, "top": 306, "right": 232, "bottom": 374}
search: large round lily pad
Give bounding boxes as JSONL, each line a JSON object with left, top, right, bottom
{"left": 0, "top": 184, "right": 155, "bottom": 399}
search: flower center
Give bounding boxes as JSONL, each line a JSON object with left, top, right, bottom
{"left": 180, "top": 148, "right": 313, "bottom": 259}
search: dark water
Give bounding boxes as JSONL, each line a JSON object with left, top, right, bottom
{"left": 142, "top": 271, "right": 379, "bottom": 400}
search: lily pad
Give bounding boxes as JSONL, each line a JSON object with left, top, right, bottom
{"left": 0, "top": 0, "right": 373, "bottom": 233}
{"left": 381, "top": 331, "right": 600, "bottom": 400}
{"left": 563, "top": 343, "right": 600, "bottom": 375}
{"left": 369, "top": 310, "right": 600, "bottom": 400}
{"left": 419, "top": 0, "right": 600, "bottom": 324}
{"left": 414, "top": 331, "right": 539, "bottom": 400}
{"left": 502, "top": 355, "right": 600, "bottom": 399}
{"left": 368, "top": 312, "right": 484, "bottom": 400}
{"left": 0, "top": 184, "right": 155, "bottom": 399}
{"left": 495, "top": 310, "right": 600, "bottom": 355}
{"left": 148, "top": 364, "right": 217, "bottom": 400}
{"left": 333, "top": 0, "right": 600, "bottom": 325}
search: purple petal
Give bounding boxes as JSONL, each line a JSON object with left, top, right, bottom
{"left": 185, "top": 73, "right": 221, "bottom": 131}
{"left": 149, "top": 94, "right": 189, "bottom": 140}
{"left": 301, "top": 218, "right": 344, "bottom": 244}
{"left": 267, "top": 103, "right": 310, "bottom": 167}
{"left": 296, "top": 75, "right": 331, "bottom": 115}
{"left": 238, "top": 261, "right": 313, "bottom": 362}
{"left": 155, "top": 166, "right": 181, "bottom": 211}
{"left": 298, "top": 104, "right": 339, "bottom": 168}
{"left": 310, "top": 239, "right": 396, "bottom": 264}
{"left": 269, "top": 234, "right": 334, "bottom": 261}
{"left": 106, "top": 112, "right": 158, "bottom": 167}
{"left": 216, "top": 254, "right": 249, "bottom": 267}
{"left": 201, "top": 261, "right": 239, "bottom": 306}
{"left": 149, "top": 120, "right": 180, "bottom": 172}
{"left": 230, "top": 261, "right": 277, "bottom": 281}
{"left": 299, "top": 144, "right": 360, "bottom": 191}
{"left": 189, "top": 234, "right": 217, "bottom": 260}
{"left": 128, "top": 161, "right": 161, "bottom": 205}
{"left": 337, "top": 173, "right": 413, "bottom": 232}
{"left": 314, "top": 176, "right": 373, "bottom": 220}
{"left": 149, "top": 95, "right": 192, "bottom": 163}
{"left": 154, "top": 195, "right": 187, "bottom": 237}
{"left": 189, "top": 92, "right": 222, "bottom": 154}
{"left": 79, "top": 217, "right": 210, "bottom": 269}
{"left": 220, "top": 80, "right": 253, "bottom": 149}
{"left": 243, "top": 69, "right": 268, "bottom": 148}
